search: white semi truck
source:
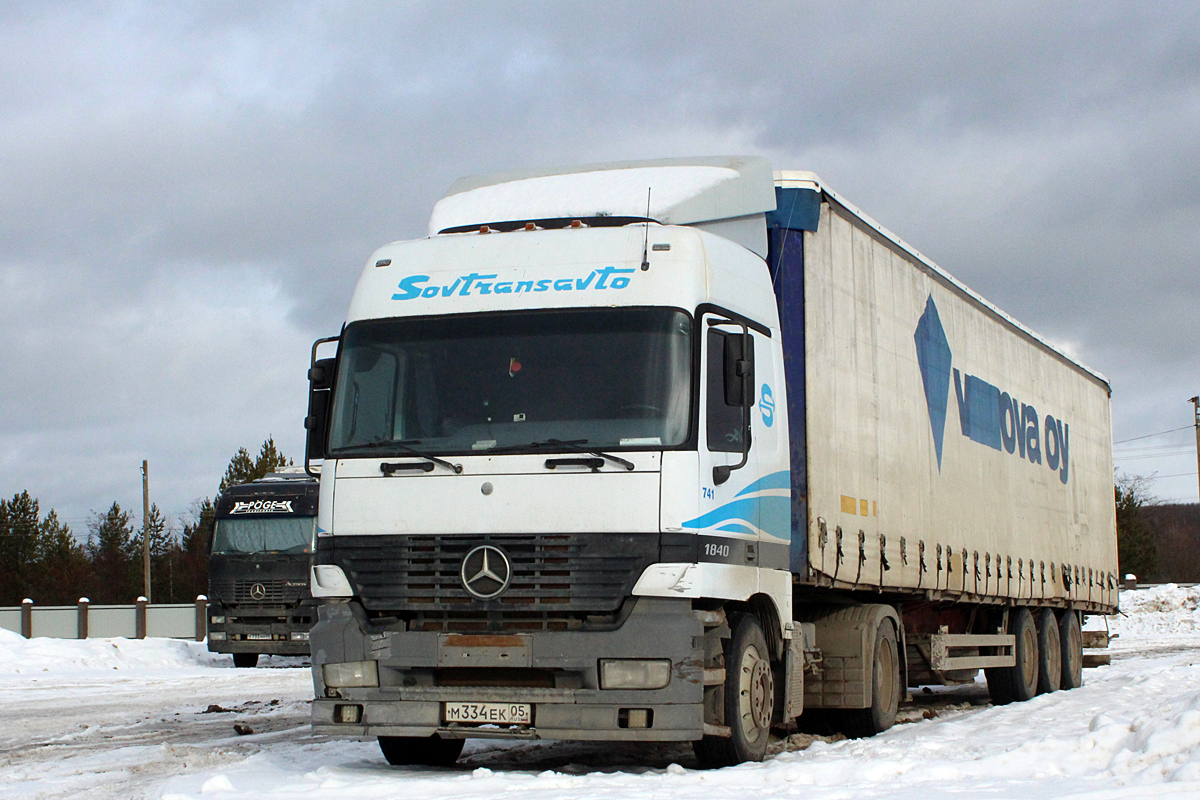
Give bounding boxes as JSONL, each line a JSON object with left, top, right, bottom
{"left": 303, "top": 157, "right": 1118, "bottom": 768}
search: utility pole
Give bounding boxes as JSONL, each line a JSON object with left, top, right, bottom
{"left": 1191, "top": 397, "right": 1200, "bottom": 505}
{"left": 142, "top": 460, "right": 151, "bottom": 603}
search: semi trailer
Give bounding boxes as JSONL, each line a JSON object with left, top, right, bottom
{"left": 207, "top": 470, "right": 319, "bottom": 667}
{"left": 303, "top": 156, "right": 1118, "bottom": 767}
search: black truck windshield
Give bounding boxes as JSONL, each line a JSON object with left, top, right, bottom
{"left": 212, "top": 517, "right": 316, "bottom": 554}
{"left": 328, "top": 307, "right": 693, "bottom": 455}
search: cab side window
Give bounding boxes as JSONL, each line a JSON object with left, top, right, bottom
{"left": 706, "top": 328, "right": 754, "bottom": 452}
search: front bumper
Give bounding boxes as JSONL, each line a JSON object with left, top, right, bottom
{"left": 310, "top": 596, "right": 706, "bottom": 741}
{"left": 207, "top": 601, "right": 315, "bottom": 656}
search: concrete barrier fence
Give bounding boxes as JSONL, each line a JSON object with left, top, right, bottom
{"left": 0, "top": 596, "right": 208, "bottom": 641}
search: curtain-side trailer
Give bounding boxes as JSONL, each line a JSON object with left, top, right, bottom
{"left": 303, "top": 157, "right": 1118, "bottom": 767}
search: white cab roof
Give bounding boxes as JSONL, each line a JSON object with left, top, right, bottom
{"left": 429, "top": 156, "right": 777, "bottom": 236}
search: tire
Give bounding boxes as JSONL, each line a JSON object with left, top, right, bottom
{"left": 693, "top": 612, "right": 775, "bottom": 768}
{"left": 1035, "top": 608, "right": 1062, "bottom": 694}
{"left": 378, "top": 735, "right": 465, "bottom": 767}
{"left": 839, "top": 620, "right": 900, "bottom": 738}
{"left": 1058, "top": 609, "right": 1084, "bottom": 689}
{"left": 232, "top": 653, "right": 259, "bottom": 669}
{"left": 986, "top": 607, "right": 1038, "bottom": 704}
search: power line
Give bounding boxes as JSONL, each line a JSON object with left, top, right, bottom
{"left": 1113, "top": 445, "right": 1196, "bottom": 455}
{"left": 1115, "top": 452, "right": 1195, "bottom": 461}
{"left": 1113, "top": 425, "right": 1193, "bottom": 445}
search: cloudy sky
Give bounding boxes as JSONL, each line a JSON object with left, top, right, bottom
{"left": 2, "top": 1, "right": 1198, "bottom": 536}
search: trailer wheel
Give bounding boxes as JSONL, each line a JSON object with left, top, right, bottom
{"left": 1035, "top": 609, "right": 1062, "bottom": 694}
{"left": 1058, "top": 609, "right": 1084, "bottom": 689}
{"left": 987, "top": 607, "right": 1038, "bottom": 704}
{"left": 693, "top": 612, "right": 774, "bottom": 767}
{"left": 379, "top": 735, "right": 464, "bottom": 767}
{"left": 839, "top": 620, "right": 900, "bottom": 738}
{"left": 232, "top": 653, "right": 258, "bottom": 669}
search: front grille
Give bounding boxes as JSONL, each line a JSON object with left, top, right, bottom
{"left": 321, "top": 533, "right": 660, "bottom": 617}
{"left": 210, "top": 579, "right": 287, "bottom": 603}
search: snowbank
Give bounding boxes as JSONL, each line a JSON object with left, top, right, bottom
{"left": 1108, "top": 583, "right": 1200, "bottom": 636}
{"left": 0, "top": 626, "right": 221, "bottom": 673}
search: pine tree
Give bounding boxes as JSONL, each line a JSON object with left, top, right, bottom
{"left": 1116, "top": 475, "right": 1159, "bottom": 581}
{"left": 131, "top": 503, "right": 177, "bottom": 602}
{"left": 32, "top": 509, "right": 89, "bottom": 605}
{"left": 87, "top": 502, "right": 138, "bottom": 603}
{"left": 218, "top": 436, "right": 292, "bottom": 494}
{"left": 0, "top": 492, "right": 41, "bottom": 605}
{"left": 178, "top": 498, "right": 216, "bottom": 601}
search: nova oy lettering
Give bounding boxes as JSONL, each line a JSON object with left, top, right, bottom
{"left": 953, "top": 368, "right": 1071, "bottom": 485}
{"left": 391, "top": 267, "right": 636, "bottom": 301}
{"left": 230, "top": 500, "right": 294, "bottom": 514}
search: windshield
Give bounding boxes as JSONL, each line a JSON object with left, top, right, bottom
{"left": 328, "top": 307, "right": 692, "bottom": 455}
{"left": 212, "top": 517, "right": 316, "bottom": 554}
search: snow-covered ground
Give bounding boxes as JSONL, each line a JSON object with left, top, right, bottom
{"left": 3, "top": 586, "right": 1200, "bottom": 799}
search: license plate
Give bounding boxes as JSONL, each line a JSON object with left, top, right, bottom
{"left": 443, "top": 702, "right": 532, "bottom": 725}
{"left": 246, "top": 633, "right": 273, "bottom": 641}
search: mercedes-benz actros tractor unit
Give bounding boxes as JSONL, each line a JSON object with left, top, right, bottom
{"left": 302, "top": 157, "right": 1118, "bottom": 767}
{"left": 207, "top": 470, "right": 319, "bottom": 667}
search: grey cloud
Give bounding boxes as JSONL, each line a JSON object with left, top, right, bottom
{"left": 2, "top": 0, "right": 1198, "bottom": 524}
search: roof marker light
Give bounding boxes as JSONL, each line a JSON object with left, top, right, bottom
{"left": 374, "top": 259, "right": 391, "bottom": 267}
{"left": 479, "top": 225, "right": 492, "bottom": 234}
{"left": 570, "top": 219, "right": 582, "bottom": 228}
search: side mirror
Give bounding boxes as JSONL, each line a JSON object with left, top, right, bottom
{"left": 308, "top": 357, "right": 336, "bottom": 391}
{"left": 722, "top": 333, "right": 755, "bottom": 407}
{"left": 305, "top": 339, "right": 340, "bottom": 472}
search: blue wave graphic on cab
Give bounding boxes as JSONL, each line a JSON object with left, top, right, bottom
{"left": 681, "top": 470, "right": 791, "bottom": 540}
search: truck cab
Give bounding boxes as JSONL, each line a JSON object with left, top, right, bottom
{"left": 207, "top": 471, "right": 319, "bottom": 667}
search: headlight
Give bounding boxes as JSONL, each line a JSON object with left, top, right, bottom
{"left": 208, "top": 632, "right": 227, "bottom": 641}
{"left": 311, "top": 565, "right": 353, "bottom": 598}
{"left": 210, "top": 616, "right": 225, "bottom": 624}
{"left": 599, "top": 659, "right": 671, "bottom": 690}
{"left": 289, "top": 631, "right": 310, "bottom": 642}
{"left": 323, "top": 661, "right": 379, "bottom": 688}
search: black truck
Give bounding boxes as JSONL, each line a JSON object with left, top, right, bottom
{"left": 207, "top": 471, "right": 319, "bottom": 667}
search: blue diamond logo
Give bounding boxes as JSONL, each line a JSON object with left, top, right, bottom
{"left": 914, "top": 296, "right": 952, "bottom": 469}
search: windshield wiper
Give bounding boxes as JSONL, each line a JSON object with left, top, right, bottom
{"left": 360, "top": 439, "right": 463, "bottom": 474}
{"left": 491, "top": 438, "right": 635, "bottom": 471}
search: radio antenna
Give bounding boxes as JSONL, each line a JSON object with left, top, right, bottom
{"left": 640, "top": 187, "right": 651, "bottom": 271}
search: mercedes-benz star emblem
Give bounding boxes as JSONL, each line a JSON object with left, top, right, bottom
{"left": 460, "top": 545, "right": 512, "bottom": 600}
{"left": 249, "top": 583, "right": 266, "bottom": 600}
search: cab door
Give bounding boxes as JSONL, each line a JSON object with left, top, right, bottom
{"left": 686, "top": 312, "right": 774, "bottom": 566}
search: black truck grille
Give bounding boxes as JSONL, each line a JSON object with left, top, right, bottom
{"left": 320, "top": 533, "right": 660, "bottom": 620}
{"left": 210, "top": 579, "right": 287, "bottom": 603}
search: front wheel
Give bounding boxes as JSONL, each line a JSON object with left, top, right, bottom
{"left": 379, "top": 735, "right": 464, "bottom": 767}
{"left": 693, "top": 612, "right": 775, "bottom": 768}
